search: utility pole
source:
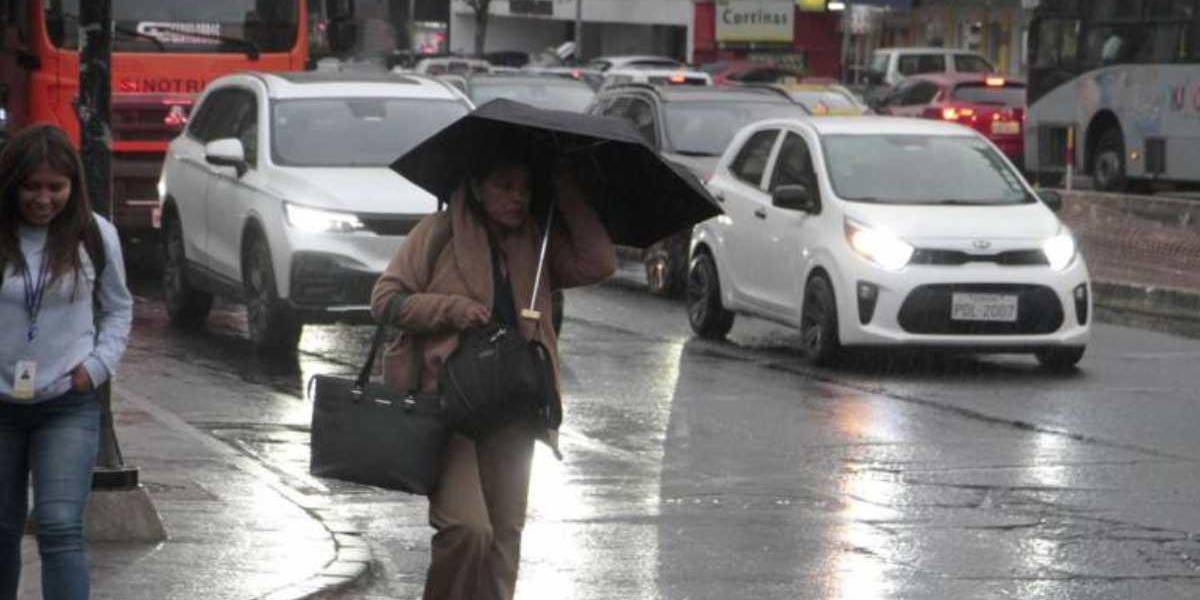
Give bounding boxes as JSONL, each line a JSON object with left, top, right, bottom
{"left": 574, "top": 0, "right": 583, "bottom": 64}
{"left": 78, "top": 0, "right": 165, "bottom": 543}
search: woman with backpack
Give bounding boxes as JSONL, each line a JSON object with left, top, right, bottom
{"left": 0, "top": 125, "right": 133, "bottom": 600}
{"left": 370, "top": 149, "right": 616, "bottom": 600}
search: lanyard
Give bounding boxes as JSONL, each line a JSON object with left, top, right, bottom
{"left": 21, "top": 251, "right": 51, "bottom": 342}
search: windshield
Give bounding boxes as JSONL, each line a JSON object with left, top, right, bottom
{"left": 952, "top": 83, "right": 1026, "bottom": 107}
{"left": 272, "top": 98, "right": 469, "bottom": 168}
{"left": 46, "top": 0, "right": 299, "bottom": 53}
{"left": 664, "top": 102, "right": 808, "bottom": 156}
{"left": 468, "top": 81, "right": 595, "bottom": 113}
{"left": 822, "top": 134, "right": 1032, "bottom": 205}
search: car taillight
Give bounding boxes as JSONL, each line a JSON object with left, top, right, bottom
{"left": 941, "top": 106, "right": 975, "bottom": 121}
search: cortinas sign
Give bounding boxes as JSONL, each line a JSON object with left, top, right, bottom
{"left": 716, "top": 0, "right": 794, "bottom": 43}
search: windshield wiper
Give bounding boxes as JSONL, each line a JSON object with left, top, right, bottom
{"left": 138, "top": 24, "right": 260, "bottom": 60}
{"left": 62, "top": 13, "right": 167, "bottom": 52}
{"left": 673, "top": 150, "right": 720, "bottom": 157}
{"left": 113, "top": 25, "right": 166, "bottom": 52}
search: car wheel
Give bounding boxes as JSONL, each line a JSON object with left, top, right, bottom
{"left": 644, "top": 235, "right": 687, "bottom": 298}
{"left": 801, "top": 275, "right": 841, "bottom": 366}
{"left": 162, "top": 213, "right": 212, "bottom": 329}
{"left": 1093, "top": 129, "right": 1126, "bottom": 192}
{"left": 1035, "top": 346, "right": 1085, "bottom": 371}
{"left": 686, "top": 253, "right": 734, "bottom": 340}
{"left": 243, "top": 234, "right": 302, "bottom": 354}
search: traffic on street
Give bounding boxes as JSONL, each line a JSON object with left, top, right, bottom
{"left": 3, "top": 1, "right": 1200, "bottom": 599}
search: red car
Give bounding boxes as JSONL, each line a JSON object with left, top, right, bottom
{"left": 700, "top": 60, "right": 804, "bottom": 86}
{"left": 873, "top": 73, "right": 1026, "bottom": 168}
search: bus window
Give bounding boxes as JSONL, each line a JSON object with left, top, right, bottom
{"left": 1094, "top": 0, "right": 1144, "bottom": 20}
{"left": 1033, "top": 18, "right": 1080, "bottom": 69}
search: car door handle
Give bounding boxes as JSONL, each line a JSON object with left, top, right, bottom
{"left": 754, "top": 208, "right": 767, "bottom": 219}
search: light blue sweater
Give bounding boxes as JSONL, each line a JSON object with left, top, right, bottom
{"left": 0, "top": 215, "right": 133, "bottom": 402}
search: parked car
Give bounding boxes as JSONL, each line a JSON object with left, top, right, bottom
{"left": 521, "top": 66, "right": 605, "bottom": 90}
{"left": 587, "top": 55, "right": 683, "bottom": 72}
{"left": 700, "top": 60, "right": 804, "bottom": 86}
{"left": 872, "top": 74, "right": 1026, "bottom": 168}
{"left": 587, "top": 83, "right": 810, "bottom": 296}
{"left": 689, "top": 117, "right": 1089, "bottom": 369}
{"left": 866, "top": 47, "right": 995, "bottom": 87}
{"left": 158, "top": 71, "right": 473, "bottom": 352}
{"left": 462, "top": 74, "right": 596, "bottom": 113}
{"left": 599, "top": 68, "right": 713, "bottom": 92}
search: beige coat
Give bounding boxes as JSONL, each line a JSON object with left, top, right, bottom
{"left": 370, "top": 181, "right": 617, "bottom": 435}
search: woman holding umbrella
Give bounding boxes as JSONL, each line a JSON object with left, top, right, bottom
{"left": 370, "top": 144, "right": 616, "bottom": 599}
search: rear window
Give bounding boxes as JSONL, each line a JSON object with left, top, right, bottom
{"left": 953, "top": 54, "right": 994, "bottom": 73}
{"left": 952, "top": 83, "right": 1026, "bottom": 106}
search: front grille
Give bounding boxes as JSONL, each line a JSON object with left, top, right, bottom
{"left": 360, "top": 215, "right": 423, "bottom": 237}
{"left": 911, "top": 248, "right": 1048, "bottom": 266}
{"left": 898, "top": 284, "right": 1064, "bottom": 335}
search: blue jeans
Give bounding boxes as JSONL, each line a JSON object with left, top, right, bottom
{"left": 0, "top": 390, "right": 100, "bottom": 600}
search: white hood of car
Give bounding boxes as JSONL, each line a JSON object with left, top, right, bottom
{"left": 843, "top": 201, "right": 1061, "bottom": 244}
{"left": 266, "top": 167, "right": 438, "bottom": 215}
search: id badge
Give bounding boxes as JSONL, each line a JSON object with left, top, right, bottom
{"left": 13, "top": 360, "right": 36, "bottom": 400}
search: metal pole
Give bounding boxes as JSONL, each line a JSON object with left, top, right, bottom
{"left": 79, "top": 0, "right": 138, "bottom": 490}
{"left": 521, "top": 199, "right": 556, "bottom": 321}
{"left": 574, "top": 0, "right": 582, "bottom": 63}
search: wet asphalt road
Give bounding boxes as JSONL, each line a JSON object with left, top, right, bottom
{"left": 119, "top": 264, "right": 1200, "bottom": 599}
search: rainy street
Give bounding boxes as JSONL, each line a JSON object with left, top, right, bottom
{"left": 115, "top": 263, "right": 1200, "bottom": 600}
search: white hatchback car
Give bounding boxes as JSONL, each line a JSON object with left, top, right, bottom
{"left": 159, "top": 71, "right": 472, "bottom": 351}
{"left": 689, "top": 117, "right": 1090, "bottom": 369}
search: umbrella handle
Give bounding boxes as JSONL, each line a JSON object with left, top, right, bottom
{"left": 522, "top": 197, "right": 557, "bottom": 321}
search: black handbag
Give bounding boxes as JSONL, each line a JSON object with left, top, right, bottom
{"left": 309, "top": 310, "right": 448, "bottom": 495}
{"left": 439, "top": 323, "right": 559, "bottom": 437}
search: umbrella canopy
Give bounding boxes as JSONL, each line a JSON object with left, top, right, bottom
{"left": 391, "top": 99, "right": 721, "bottom": 249}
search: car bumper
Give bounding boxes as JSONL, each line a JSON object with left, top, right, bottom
{"left": 835, "top": 257, "right": 1091, "bottom": 350}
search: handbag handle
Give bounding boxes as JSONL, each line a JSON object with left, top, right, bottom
{"left": 355, "top": 294, "right": 423, "bottom": 395}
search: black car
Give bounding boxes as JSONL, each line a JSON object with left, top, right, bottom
{"left": 586, "top": 83, "right": 810, "bottom": 296}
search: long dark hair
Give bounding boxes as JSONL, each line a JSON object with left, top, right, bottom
{"left": 0, "top": 124, "right": 94, "bottom": 288}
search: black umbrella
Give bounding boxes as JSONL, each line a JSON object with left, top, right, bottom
{"left": 390, "top": 98, "right": 721, "bottom": 250}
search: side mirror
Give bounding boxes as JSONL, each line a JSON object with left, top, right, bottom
{"left": 205, "top": 138, "right": 247, "bottom": 177}
{"left": 772, "top": 184, "right": 817, "bottom": 213}
{"left": 1038, "top": 189, "right": 1064, "bottom": 212}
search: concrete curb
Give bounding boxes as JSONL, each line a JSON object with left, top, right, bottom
{"left": 1092, "top": 280, "right": 1200, "bottom": 323}
{"left": 114, "top": 388, "right": 375, "bottom": 600}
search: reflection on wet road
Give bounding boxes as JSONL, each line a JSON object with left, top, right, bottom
{"left": 121, "top": 271, "right": 1200, "bottom": 599}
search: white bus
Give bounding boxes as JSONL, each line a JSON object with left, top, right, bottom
{"left": 1025, "top": 0, "right": 1199, "bottom": 191}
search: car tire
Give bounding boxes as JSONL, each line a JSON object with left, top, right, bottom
{"left": 801, "top": 275, "right": 841, "bottom": 366}
{"left": 162, "top": 213, "right": 212, "bottom": 329}
{"left": 243, "top": 234, "right": 302, "bottom": 354}
{"left": 1035, "top": 346, "right": 1085, "bottom": 371}
{"left": 1092, "top": 129, "right": 1127, "bottom": 192}
{"left": 686, "top": 253, "right": 734, "bottom": 340}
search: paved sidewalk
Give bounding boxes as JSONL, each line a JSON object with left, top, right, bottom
{"left": 18, "top": 390, "right": 371, "bottom": 600}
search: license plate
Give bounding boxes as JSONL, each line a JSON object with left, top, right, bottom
{"left": 991, "top": 121, "right": 1020, "bottom": 135}
{"left": 951, "top": 293, "right": 1018, "bottom": 322}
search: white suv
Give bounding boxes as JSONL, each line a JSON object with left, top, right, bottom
{"left": 159, "top": 71, "right": 472, "bottom": 352}
{"left": 688, "top": 117, "right": 1090, "bottom": 369}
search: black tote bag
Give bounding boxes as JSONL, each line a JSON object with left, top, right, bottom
{"left": 309, "top": 310, "right": 448, "bottom": 495}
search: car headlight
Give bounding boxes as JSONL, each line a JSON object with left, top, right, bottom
{"left": 284, "top": 203, "right": 365, "bottom": 234}
{"left": 1042, "top": 229, "right": 1076, "bottom": 271}
{"left": 845, "top": 219, "right": 914, "bottom": 271}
